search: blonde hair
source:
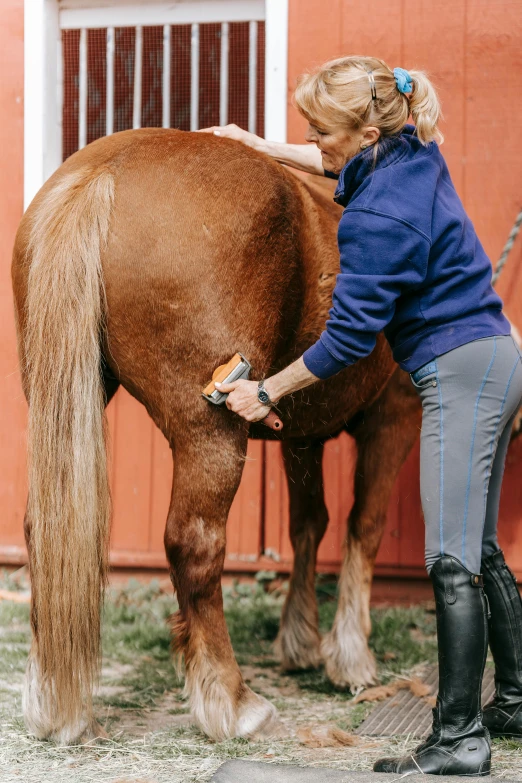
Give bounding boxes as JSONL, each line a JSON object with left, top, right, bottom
{"left": 294, "top": 55, "right": 443, "bottom": 146}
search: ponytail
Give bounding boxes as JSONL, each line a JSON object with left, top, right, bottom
{"left": 408, "top": 70, "right": 444, "bottom": 145}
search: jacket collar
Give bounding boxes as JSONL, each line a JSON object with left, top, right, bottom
{"left": 333, "top": 124, "right": 417, "bottom": 207}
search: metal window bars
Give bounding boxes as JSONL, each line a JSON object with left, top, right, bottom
{"left": 75, "top": 20, "right": 260, "bottom": 150}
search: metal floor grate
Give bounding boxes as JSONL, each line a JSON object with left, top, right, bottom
{"left": 356, "top": 665, "right": 495, "bottom": 738}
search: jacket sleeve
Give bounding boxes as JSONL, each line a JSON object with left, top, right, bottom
{"left": 302, "top": 209, "right": 430, "bottom": 379}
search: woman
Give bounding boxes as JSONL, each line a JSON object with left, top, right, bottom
{"left": 201, "top": 56, "right": 522, "bottom": 775}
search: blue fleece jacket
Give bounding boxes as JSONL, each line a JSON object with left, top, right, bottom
{"left": 302, "top": 125, "right": 510, "bottom": 379}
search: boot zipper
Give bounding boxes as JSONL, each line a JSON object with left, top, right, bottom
{"left": 484, "top": 591, "right": 491, "bottom": 620}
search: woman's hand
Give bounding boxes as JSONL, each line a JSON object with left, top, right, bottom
{"left": 197, "top": 123, "right": 261, "bottom": 151}
{"left": 214, "top": 378, "right": 271, "bottom": 422}
{"left": 214, "top": 357, "right": 319, "bottom": 424}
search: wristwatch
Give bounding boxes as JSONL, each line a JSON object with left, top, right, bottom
{"left": 257, "top": 379, "right": 273, "bottom": 406}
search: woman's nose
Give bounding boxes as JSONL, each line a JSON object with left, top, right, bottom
{"left": 304, "top": 125, "right": 317, "bottom": 143}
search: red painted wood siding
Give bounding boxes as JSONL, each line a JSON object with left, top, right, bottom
{"left": 1, "top": 0, "right": 521, "bottom": 579}
{"left": 0, "top": 0, "right": 27, "bottom": 563}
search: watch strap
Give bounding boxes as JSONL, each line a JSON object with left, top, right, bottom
{"left": 257, "top": 379, "right": 273, "bottom": 407}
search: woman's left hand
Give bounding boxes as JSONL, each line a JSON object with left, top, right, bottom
{"left": 215, "top": 379, "right": 271, "bottom": 422}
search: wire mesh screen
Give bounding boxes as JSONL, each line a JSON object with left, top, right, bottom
{"left": 62, "top": 21, "right": 265, "bottom": 162}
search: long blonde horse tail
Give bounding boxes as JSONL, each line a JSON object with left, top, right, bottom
{"left": 23, "top": 167, "right": 114, "bottom": 738}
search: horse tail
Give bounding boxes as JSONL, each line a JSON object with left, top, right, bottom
{"left": 23, "top": 167, "right": 114, "bottom": 733}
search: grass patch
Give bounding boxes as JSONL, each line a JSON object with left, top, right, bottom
{"left": 335, "top": 702, "right": 374, "bottom": 731}
{"left": 291, "top": 666, "right": 353, "bottom": 697}
{"left": 224, "top": 582, "right": 282, "bottom": 660}
{"left": 0, "top": 588, "right": 31, "bottom": 678}
{"left": 97, "top": 579, "right": 180, "bottom": 711}
{"left": 493, "top": 737, "right": 522, "bottom": 751}
{"left": 102, "top": 578, "right": 174, "bottom": 661}
{"left": 370, "top": 605, "right": 437, "bottom": 674}
{"left": 0, "top": 601, "right": 30, "bottom": 628}
{"left": 110, "top": 656, "right": 183, "bottom": 709}
{"left": 0, "top": 645, "right": 30, "bottom": 677}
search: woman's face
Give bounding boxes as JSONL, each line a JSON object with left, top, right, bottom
{"left": 305, "top": 122, "right": 379, "bottom": 174}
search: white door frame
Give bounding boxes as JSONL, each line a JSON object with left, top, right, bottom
{"left": 23, "top": 0, "right": 288, "bottom": 210}
{"left": 24, "top": 0, "right": 62, "bottom": 210}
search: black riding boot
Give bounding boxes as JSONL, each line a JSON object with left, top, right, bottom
{"left": 482, "top": 549, "right": 522, "bottom": 738}
{"left": 374, "top": 557, "right": 491, "bottom": 776}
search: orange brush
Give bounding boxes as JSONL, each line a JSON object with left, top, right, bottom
{"left": 202, "top": 353, "right": 283, "bottom": 431}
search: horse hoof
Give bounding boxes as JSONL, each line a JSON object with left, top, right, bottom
{"left": 250, "top": 715, "right": 290, "bottom": 741}
{"left": 321, "top": 631, "right": 377, "bottom": 690}
{"left": 47, "top": 718, "right": 107, "bottom": 746}
{"left": 77, "top": 719, "right": 109, "bottom": 744}
{"left": 274, "top": 631, "right": 323, "bottom": 672}
{"left": 235, "top": 689, "right": 280, "bottom": 739}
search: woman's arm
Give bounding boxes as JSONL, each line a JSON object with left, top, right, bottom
{"left": 197, "top": 123, "right": 323, "bottom": 175}
{"left": 215, "top": 357, "right": 319, "bottom": 423}
{"left": 261, "top": 140, "right": 323, "bottom": 175}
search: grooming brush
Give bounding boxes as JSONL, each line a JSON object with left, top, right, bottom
{"left": 202, "top": 353, "right": 283, "bottom": 431}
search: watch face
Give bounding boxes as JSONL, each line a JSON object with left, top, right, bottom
{"left": 258, "top": 389, "right": 270, "bottom": 404}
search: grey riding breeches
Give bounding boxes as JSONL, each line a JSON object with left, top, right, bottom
{"left": 410, "top": 335, "right": 522, "bottom": 574}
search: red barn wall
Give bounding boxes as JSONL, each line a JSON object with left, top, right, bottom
{"left": 0, "top": 0, "right": 27, "bottom": 563}
{"left": 1, "top": 0, "right": 521, "bottom": 579}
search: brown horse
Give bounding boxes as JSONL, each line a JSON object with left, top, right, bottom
{"left": 12, "top": 128, "right": 421, "bottom": 744}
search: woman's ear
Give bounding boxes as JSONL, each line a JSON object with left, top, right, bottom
{"left": 362, "top": 126, "right": 381, "bottom": 147}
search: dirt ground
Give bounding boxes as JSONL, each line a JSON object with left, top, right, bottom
{"left": 1, "top": 572, "right": 522, "bottom": 783}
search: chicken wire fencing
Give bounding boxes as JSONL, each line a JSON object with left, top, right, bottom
{"left": 62, "top": 20, "right": 265, "bottom": 161}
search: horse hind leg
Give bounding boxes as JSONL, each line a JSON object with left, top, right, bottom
{"left": 165, "top": 426, "right": 279, "bottom": 741}
{"left": 274, "top": 440, "right": 328, "bottom": 671}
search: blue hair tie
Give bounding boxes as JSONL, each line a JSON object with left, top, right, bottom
{"left": 394, "top": 67, "right": 413, "bottom": 94}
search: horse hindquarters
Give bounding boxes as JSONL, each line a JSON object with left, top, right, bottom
{"left": 164, "top": 425, "right": 278, "bottom": 741}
